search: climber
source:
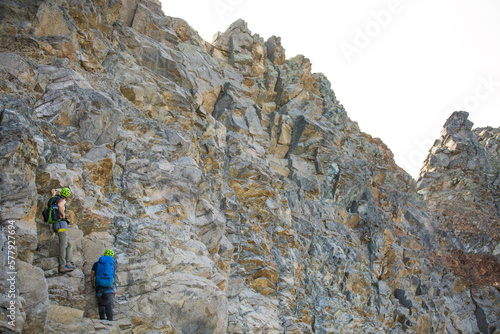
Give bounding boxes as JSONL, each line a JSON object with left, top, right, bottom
{"left": 91, "top": 249, "right": 117, "bottom": 321}
{"left": 49, "top": 187, "right": 76, "bottom": 273}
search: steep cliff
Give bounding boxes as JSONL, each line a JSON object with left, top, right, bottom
{"left": 0, "top": 0, "right": 499, "bottom": 333}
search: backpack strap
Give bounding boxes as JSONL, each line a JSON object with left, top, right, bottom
{"left": 48, "top": 195, "right": 62, "bottom": 207}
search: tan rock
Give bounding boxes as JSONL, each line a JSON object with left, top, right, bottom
{"left": 120, "top": 84, "right": 145, "bottom": 106}
{"left": 252, "top": 266, "right": 279, "bottom": 284}
{"left": 251, "top": 277, "right": 276, "bottom": 295}
{"left": 82, "top": 145, "right": 116, "bottom": 192}
{"left": 48, "top": 304, "right": 83, "bottom": 324}
{"left": 34, "top": 3, "right": 73, "bottom": 37}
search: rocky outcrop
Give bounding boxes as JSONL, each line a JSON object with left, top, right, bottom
{"left": 0, "top": 0, "right": 499, "bottom": 333}
{"left": 417, "top": 111, "right": 500, "bottom": 288}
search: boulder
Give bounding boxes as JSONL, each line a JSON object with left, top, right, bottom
{"left": 17, "top": 261, "right": 49, "bottom": 333}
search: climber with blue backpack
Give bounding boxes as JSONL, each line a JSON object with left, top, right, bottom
{"left": 42, "top": 187, "right": 75, "bottom": 273}
{"left": 91, "top": 249, "right": 117, "bottom": 321}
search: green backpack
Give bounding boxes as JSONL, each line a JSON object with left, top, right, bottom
{"left": 42, "top": 195, "right": 62, "bottom": 224}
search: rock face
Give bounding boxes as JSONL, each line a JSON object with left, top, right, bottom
{"left": 0, "top": 1, "right": 499, "bottom": 333}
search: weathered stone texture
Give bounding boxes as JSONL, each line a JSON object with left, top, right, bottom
{"left": 0, "top": 1, "right": 499, "bottom": 334}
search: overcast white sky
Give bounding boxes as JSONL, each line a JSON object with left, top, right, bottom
{"left": 160, "top": 0, "right": 500, "bottom": 179}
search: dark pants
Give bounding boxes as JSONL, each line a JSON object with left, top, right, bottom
{"left": 97, "top": 292, "right": 113, "bottom": 321}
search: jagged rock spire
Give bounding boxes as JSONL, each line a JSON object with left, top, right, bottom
{"left": 417, "top": 111, "right": 500, "bottom": 286}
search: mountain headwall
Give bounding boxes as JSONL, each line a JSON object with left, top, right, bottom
{"left": 0, "top": 0, "right": 499, "bottom": 333}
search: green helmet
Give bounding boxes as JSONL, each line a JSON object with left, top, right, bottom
{"left": 104, "top": 249, "right": 115, "bottom": 258}
{"left": 60, "top": 187, "right": 71, "bottom": 198}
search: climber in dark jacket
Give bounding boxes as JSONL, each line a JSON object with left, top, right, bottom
{"left": 91, "top": 249, "right": 117, "bottom": 321}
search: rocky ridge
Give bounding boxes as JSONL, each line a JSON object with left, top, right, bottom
{"left": 0, "top": 0, "right": 499, "bottom": 333}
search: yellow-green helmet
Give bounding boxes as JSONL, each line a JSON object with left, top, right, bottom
{"left": 60, "top": 187, "right": 71, "bottom": 198}
{"left": 104, "top": 249, "right": 114, "bottom": 258}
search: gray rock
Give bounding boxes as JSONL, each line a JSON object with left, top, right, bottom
{"left": 17, "top": 261, "right": 49, "bottom": 333}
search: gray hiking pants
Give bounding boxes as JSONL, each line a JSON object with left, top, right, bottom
{"left": 58, "top": 231, "right": 73, "bottom": 266}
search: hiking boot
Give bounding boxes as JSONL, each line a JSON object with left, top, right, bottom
{"left": 59, "top": 264, "right": 73, "bottom": 273}
{"left": 68, "top": 262, "right": 77, "bottom": 269}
